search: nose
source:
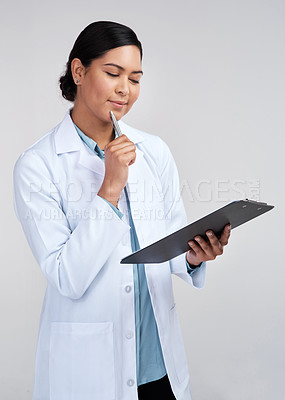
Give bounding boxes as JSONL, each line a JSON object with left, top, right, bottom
{"left": 115, "top": 77, "right": 129, "bottom": 96}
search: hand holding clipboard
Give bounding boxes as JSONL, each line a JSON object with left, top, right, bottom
{"left": 121, "top": 199, "right": 274, "bottom": 264}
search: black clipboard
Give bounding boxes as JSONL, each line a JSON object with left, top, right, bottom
{"left": 120, "top": 199, "right": 274, "bottom": 264}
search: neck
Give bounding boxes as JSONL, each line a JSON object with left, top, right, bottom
{"left": 71, "top": 103, "right": 114, "bottom": 150}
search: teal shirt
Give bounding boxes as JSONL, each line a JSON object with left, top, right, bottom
{"left": 74, "top": 123, "right": 199, "bottom": 385}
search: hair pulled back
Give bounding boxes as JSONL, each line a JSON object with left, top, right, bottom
{"left": 59, "top": 21, "right": 143, "bottom": 102}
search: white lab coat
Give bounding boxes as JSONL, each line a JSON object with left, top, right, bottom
{"left": 13, "top": 110, "right": 206, "bottom": 400}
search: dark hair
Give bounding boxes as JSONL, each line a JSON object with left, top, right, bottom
{"left": 59, "top": 21, "right": 143, "bottom": 102}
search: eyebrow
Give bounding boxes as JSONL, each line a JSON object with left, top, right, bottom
{"left": 103, "top": 63, "right": 143, "bottom": 75}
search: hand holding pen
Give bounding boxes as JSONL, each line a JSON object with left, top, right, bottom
{"left": 97, "top": 111, "right": 136, "bottom": 208}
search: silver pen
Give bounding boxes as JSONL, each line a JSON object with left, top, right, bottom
{"left": 110, "top": 111, "right": 123, "bottom": 137}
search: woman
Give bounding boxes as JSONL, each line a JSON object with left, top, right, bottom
{"left": 13, "top": 21, "right": 230, "bottom": 400}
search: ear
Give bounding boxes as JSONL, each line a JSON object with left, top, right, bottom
{"left": 71, "top": 58, "right": 86, "bottom": 85}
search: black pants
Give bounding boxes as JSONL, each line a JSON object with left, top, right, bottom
{"left": 137, "top": 374, "right": 176, "bottom": 400}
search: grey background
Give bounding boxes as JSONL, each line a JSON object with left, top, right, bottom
{"left": 1, "top": 0, "right": 284, "bottom": 399}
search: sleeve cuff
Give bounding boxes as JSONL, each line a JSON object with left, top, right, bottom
{"left": 185, "top": 254, "right": 202, "bottom": 276}
{"left": 101, "top": 198, "right": 124, "bottom": 219}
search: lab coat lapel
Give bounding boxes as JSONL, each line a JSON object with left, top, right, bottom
{"left": 78, "top": 148, "right": 105, "bottom": 176}
{"left": 126, "top": 147, "right": 150, "bottom": 248}
{"left": 54, "top": 110, "right": 105, "bottom": 177}
{"left": 118, "top": 120, "right": 156, "bottom": 248}
{"left": 54, "top": 111, "right": 148, "bottom": 187}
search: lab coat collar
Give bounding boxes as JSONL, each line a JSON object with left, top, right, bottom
{"left": 54, "top": 109, "right": 145, "bottom": 177}
{"left": 54, "top": 109, "right": 145, "bottom": 155}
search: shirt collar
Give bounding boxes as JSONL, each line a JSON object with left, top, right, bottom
{"left": 54, "top": 108, "right": 145, "bottom": 156}
{"left": 73, "top": 122, "right": 118, "bottom": 160}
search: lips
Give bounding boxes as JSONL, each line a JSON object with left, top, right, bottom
{"left": 109, "top": 100, "right": 127, "bottom": 105}
{"left": 109, "top": 100, "right": 128, "bottom": 109}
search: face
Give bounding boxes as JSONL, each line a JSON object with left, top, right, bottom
{"left": 73, "top": 45, "right": 143, "bottom": 123}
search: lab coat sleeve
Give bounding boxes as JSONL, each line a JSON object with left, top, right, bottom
{"left": 157, "top": 137, "right": 206, "bottom": 289}
{"left": 13, "top": 150, "right": 130, "bottom": 300}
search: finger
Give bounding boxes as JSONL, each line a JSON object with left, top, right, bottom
{"left": 105, "top": 135, "right": 133, "bottom": 150}
{"left": 113, "top": 143, "right": 136, "bottom": 153}
{"left": 205, "top": 231, "right": 224, "bottom": 255}
{"left": 128, "top": 156, "right": 136, "bottom": 166}
{"left": 219, "top": 224, "right": 231, "bottom": 246}
{"left": 109, "top": 134, "right": 131, "bottom": 145}
{"left": 119, "top": 151, "right": 137, "bottom": 166}
{"left": 107, "top": 145, "right": 136, "bottom": 161}
{"left": 186, "top": 249, "right": 201, "bottom": 266}
{"left": 116, "top": 147, "right": 137, "bottom": 162}
{"left": 107, "top": 141, "right": 136, "bottom": 153}
{"left": 188, "top": 240, "right": 207, "bottom": 260}
{"left": 194, "top": 235, "right": 216, "bottom": 260}
{"left": 186, "top": 248, "right": 197, "bottom": 258}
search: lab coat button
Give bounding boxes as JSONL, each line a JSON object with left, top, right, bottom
{"left": 126, "top": 331, "right": 134, "bottom": 339}
{"left": 127, "top": 379, "right": 135, "bottom": 387}
{"left": 125, "top": 285, "right": 132, "bottom": 293}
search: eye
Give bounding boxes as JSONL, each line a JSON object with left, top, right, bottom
{"left": 129, "top": 79, "right": 140, "bottom": 84}
{"left": 106, "top": 72, "right": 119, "bottom": 77}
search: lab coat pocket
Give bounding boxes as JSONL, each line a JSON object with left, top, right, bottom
{"left": 49, "top": 322, "right": 115, "bottom": 400}
{"left": 169, "top": 305, "right": 189, "bottom": 384}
